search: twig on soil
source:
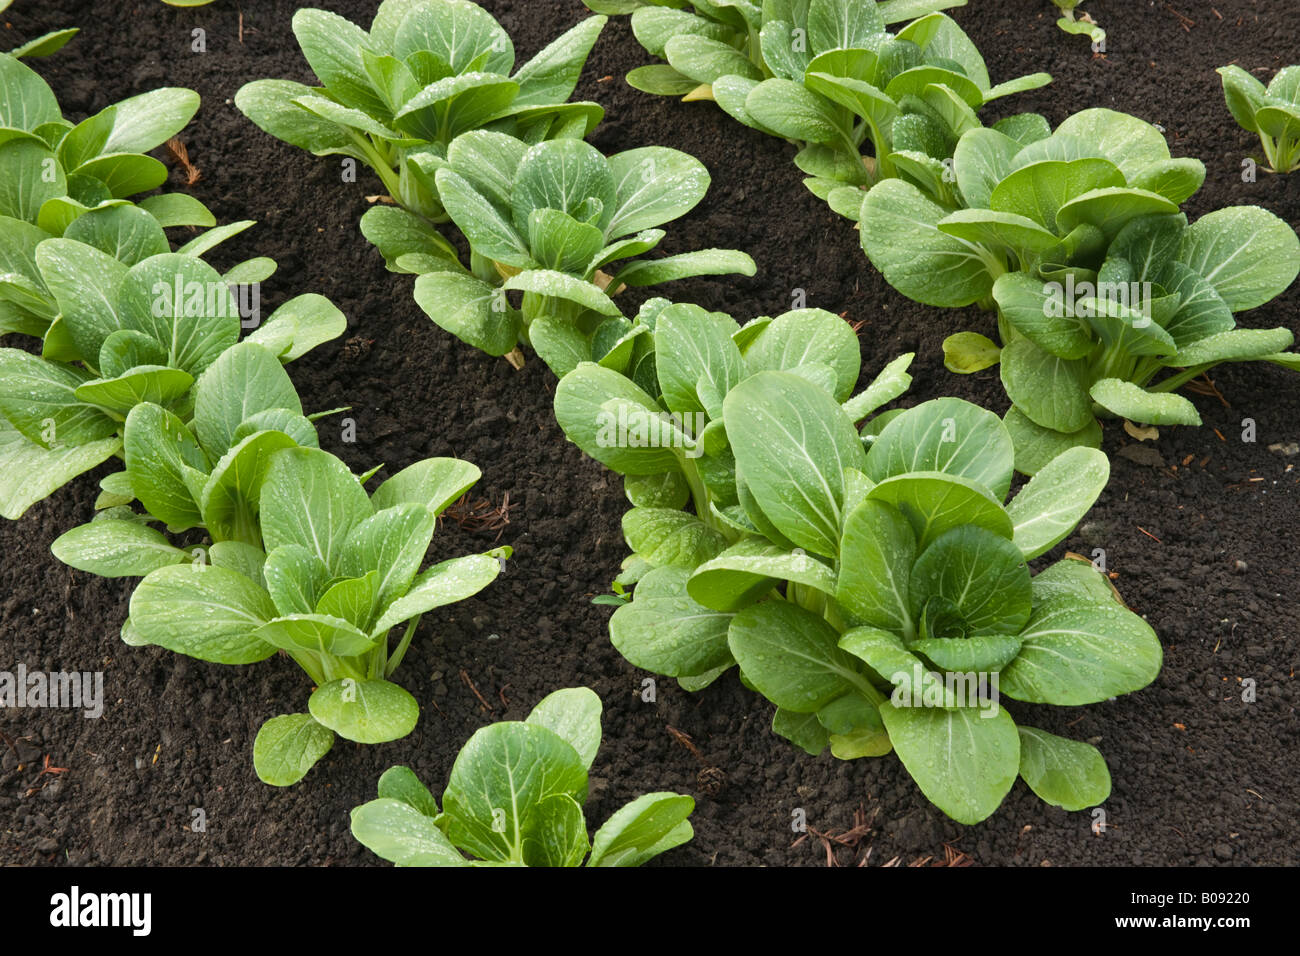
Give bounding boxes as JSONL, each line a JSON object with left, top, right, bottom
{"left": 792, "top": 805, "right": 880, "bottom": 867}
{"left": 442, "top": 491, "right": 513, "bottom": 542}
{"left": 499, "top": 684, "right": 511, "bottom": 709}
{"left": 1137, "top": 526, "right": 1162, "bottom": 544}
{"left": 1164, "top": 3, "right": 1195, "bottom": 30}
{"left": 666, "top": 726, "right": 727, "bottom": 797}
{"left": 1184, "top": 373, "right": 1229, "bottom": 407}
{"left": 164, "top": 137, "right": 201, "bottom": 186}
{"left": 459, "top": 669, "right": 495, "bottom": 714}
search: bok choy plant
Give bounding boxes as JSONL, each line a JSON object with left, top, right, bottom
{"left": 1051, "top": 1, "right": 1105, "bottom": 49}
{"left": 372, "top": 132, "right": 755, "bottom": 373}
{"left": 351, "top": 688, "right": 695, "bottom": 866}
{"left": 583, "top": 0, "right": 1049, "bottom": 214}
{"left": 0, "top": 244, "right": 345, "bottom": 519}
{"left": 860, "top": 107, "right": 1300, "bottom": 472}
{"left": 1219, "top": 64, "right": 1300, "bottom": 174}
{"left": 0, "top": 50, "right": 240, "bottom": 260}
{"left": 53, "top": 363, "right": 507, "bottom": 786}
{"left": 593, "top": 369, "right": 1160, "bottom": 823}
{"left": 235, "top": 0, "right": 607, "bottom": 226}
{"left": 554, "top": 299, "right": 912, "bottom": 601}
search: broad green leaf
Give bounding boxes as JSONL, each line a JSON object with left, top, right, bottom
{"left": 1088, "top": 378, "right": 1201, "bottom": 426}
{"left": 860, "top": 178, "right": 997, "bottom": 308}
{"left": 910, "top": 525, "right": 1031, "bottom": 634}
{"left": 0, "top": 139, "right": 65, "bottom": 221}
{"left": 942, "top": 330, "right": 1000, "bottom": 373}
{"left": 351, "top": 797, "right": 469, "bottom": 866}
{"left": 1056, "top": 187, "right": 1179, "bottom": 241}
{"left": 1217, "top": 65, "right": 1267, "bottom": 133}
{"left": 292, "top": 8, "right": 388, "bottom": 116}
{"left": 626, "top": 64, "right": 700, "bottom": 96}
{"left": 588, "top": 792, "right": 694, "bottom": 867}
{"left": 245, "top": 293, "right": 347, "bottom": 362}
{"left": 1129, "top": 158, "right": 1206, "bottom": 205}
{"left": 437, "top": 168, "right": 533, "bottom": 268}
{"left": 1005, "top": 445, "right": 1108, "bottom": 559}
{"left": 260, "top": 447, "right": 372, "bottom": 570}
{"left": 520, "top": 792, "right": 589, "bottom": 867}
{"left": 1001, "top": 602, "right": 1162, "bottom": 705}
{"left": 606, "top": 146, "right": 711, "bottom": 238}
{"left": 392, "top": 0, "right": 513, "bottom": 73}
{"left": 653, "top": 303, "right": 743, "bottom": 415}
{"left": 414, "top": 272, "right": 520, "bottom": 357}
{"left": 866, "top": 472, "right": 1012, "bottom": 550}
{"left": 442, "top": 722, "right": 588, "bottom": 863}
{"left": 253, "top": 713, "right": 335, "bottom": 787}
{"left": 74, "top": 366, "right": 194, "bottom": 417}
{"left": 0, "top": 348, "right": 116, "bottom": 446}
{"left": 724, "top": 371, "right": 866, "bottom": 558}
{"left": 511, "top": 137, "right": 615, "bottom": 234}
{"left": 689, "top": 537, "right": 835, "bottom": 613}
{"left": 1017, "top": 726, "right": 1111, "bottom": 811}
{"left": 235, "top": 79, "right": 360, "bottom": 157}
{"left": 512, "top": 14, "right": 606, "bottom": 105}
{"left": 138, "top": 192, "right": 216, "bottom": 228}
{"left": 663, "top": 35, "right": 761, "bottom": 85}
{"left": 623, "top": 507, "right": 727, "bottom": 569}
{"left": 503, "top": 269, "right": 620, "bottom": 315}
{"left": 842, "top": 352, "right": 914, "bottom": 422}
{"left": 911, "top": 633, "right": 1022, "bottom": 673}
{"left": 864, "top": 397, "right": 1014, "bottom": 500}
{"left": 123, "top": 403, "right": 207, "bottom": 529}
{"left": 744, "top": 78, "right": 844, "bottom": 145}
{"left": 339, "top": 504, "right": 436, "bottom": 610}
{"left": 994, "top": 272, "right": 1095, "bottom": 360}
{"left": 554, "top": 362, "right": 682, "bottom": 475}
{"left": 999, "top": 336, "right": 1094, "bottom": 433}
{"left": 309, "top": 678, "right": 419, "bottom": 744}
{"left": 614, "top": 249, "right": 756, "bottom": 287}
{"left": 631, "top": 7, "right": 730, "bottom": 58}
{"left": 263, "top": 543, "right": 333, "bottom": 616}
{"left": 835, "top": 499, "right": 917, "bottom": 634}
{"left": 377, "top": 765, "right": 440, "bottom": 816}
{"left": 129, "top": 563, "right": 277, "bottom": 664}
{"left": 0, "top": 52, "right": 61, "bottom": 129}
{"left": 1177, "top": 206, "right": 1300, "bottom": 312}
{"left": 371, "top": 552, "right": 502, "bottom": 634}
{"left": 879, "top": 702, "right": 1019, "bottom": 824}
{"left": 610, "top": 565, "right": 734, "bottom": 677}
{"left": 527, "top": 687, "right": 603, "bottom": 770}
{"left": 115, "top": 253, "right": 239, "bottom": 375}
{"left": 742, "top": 308, "right": 860, "bottom": 403}
{"left": 728, "top": 600, "right": 866, "bottom": 712}
{"left": 101, "top": 87, "right": 199, "bottom": 154}
{"left": 34, "top": 237, "right": 127, "bottom": 361}
{"left": 937, "top": 208, "right": 1060, "bottom": 259}
{"left": 63, "top": 203, "right": 169, "bottom": 266}
{"left": 52, "top": 518, "right": 187, "bottom": 578}
{"left": 773, "top": 706, "right": 831, "bottom": 755}
{"left": 1055, "top": 108, "right": 1171, "bottom": 181}
{"left": 193, "top": 342, "right": 302, "bottom": 457}
{"left": 952, "top": 126, "right": 1020, "bottom": 209}
{"left": 254, "top": 613, "right": 377, "bottom": 658}
{"left": 989, "top": 159, "right": 1124, "bottom": 233}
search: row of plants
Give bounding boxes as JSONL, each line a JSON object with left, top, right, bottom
{"left": 6, "top": 0, "right": 1297, "bottom": 862}
{"left": 1, "top": 12, "right": 699, "bottom": 867}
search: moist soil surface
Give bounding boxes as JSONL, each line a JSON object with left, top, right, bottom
{"left": 1, "top": 0, "right": 1297, "bottom": 867}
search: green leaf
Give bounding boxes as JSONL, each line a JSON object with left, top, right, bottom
{"left": 867, "top": 472, "right": 1012, "bottom": 551}
{"left": 554, "top": 362, "right": 682, "bottom": 475}
{"left": 122, "top": 403, "right": 207, "bottom": 529}
{"left": 623, "top": 508, "right": 727, "bottom": 569}
{"left": 1017, "top": 726, "right": 1111, "bottom": 811}
{"left": 942, "top": 330, "right": 1000, "bottom": 373}
{"left": 994, "top": 272, "right": 1095, "bottom": 361}
{"left": 808, "top": 0, "right": 886, "bottom": 52}
{"left": 260, "top": 447, "right": 372, "bottom": 570}
{"left": 608, "top": 147, "right": 714, "bottom": 243}
{"left": 836, "top": 499, "right": 916, "bottom": 634}
{"left": 745, "top": 78, "right": 844, "bottom": 145}
{"left": 255, "top": 613, "right": 376, "bottom": 658}
{"left": 414, "top": 272, "right": 520, "bottom": 357}
{"left": 860, "top": 178, "right": 997, "bottom": 307}
{"left": 351, "top": 797, "right": 469, "bottom": 866}
{"left": 264, "top": 544, "right": 332, "bottom": 616}
{"left": 1001, "top": 603, "right": 1162, "bottom": 705}
{"left": 235, "top": 79, "right": 359, "bottom": 157}
{"left": 527, "top": 687, "right": 603, "bottom": 770}
{"left": 724, "top": 371, "right": 866, "bottom": 558}
{"left": 63, "top": 203, "right": 170, "bottom": 266}
{"left": 610, "top": 566, "right": 734, "bottom": 677}
{"left": 652, "top": 303, "right": 743, "bottom": 415}
{"left": 865, "top": 397, "right": 1014, "bottom": 500}
{"left": 1055, "top": 108, "right": 1171, "bottom": 181}
{"left": 34, "top": 237, "right": 128, "bottom": 362}
{"left": 392, "top": 0, "right": 513, "bottom": 73}
{"left": 911, "top": 633, "right": 1022, "bottom": 674}
{"left": 129, "top": 563, "right": 277, "bottom": 665}
{"left": 843, "top": 352, "right": 914, "bottom": 422}
{"left": 952, "top": 126, "right": 1020, "bottom": 209}
{"left": 309, "top": 678, "right": 419, "bottom": 744}
{"left": 192, "top": 342, "right": 301, "bottom": 457}
{"left": 292, "top": 8, "right": 387, "bottom": 116}
{"left": 588, "top": 792, "right": 695, "bottom": 867}
{"left": 664, "top": 35, "right": 761, "bottom": 85}
{"left": 503, "top": 269, "right": 620, "bottom": 315}
{"left": 615, "top": 249, "right": 755, "bottom": 287}
{"left": 999, "top": 336, "right": 1094, "bottom": 433}
{"left": 1089, "top": 378, "right": 1201, "bottom": 426}
{"left": 879, "top": 702, "right": 1019, "bottom": 824}
{"left": 442, "top": 722, "right": 588, "bottom": 863}
{"left": 100, "top": 87, "right": 199, "bottom": 154}
{"left": 1217, "top": 65, "right": 1268, "bottom": 134}
{"left": 1177, "top": 206, "right": 1300, "bottom": 312}
{"left": 0, "top": 52, "right": 61, "bottom": 128}
{"left": 138, "top": 192, "right": 215, "bottom": 228}
{"left": 773, "top": 707, "right": 831, "bottom": 755}
{"left": 513, "top": 14, "right": 606, "bottom": 106}
{"left": 631, "top": 8, "right": 730, "bottom": 59}
{"left": 371, "top": 553, "right": 502, "bottom": 634}
{"left": 910, "top": 525, "right": 1031, "bottom": 634}
{"left": 371, "top": 456, "right": 481, "bottom": 516}
{"left": 1004, "top": 405, "right": 1102, "bottom": 477}
{"left": 689, "top": 537, "right": 835, "bottom": 613}
{"left": 626, "top": 64, "right": 700, "bottom": 96}
{"left": 1006, "top": 446, "right": 1109, "bottom": 559}
{"left": 742, "top": 308, "right": 861, "bottom": 403}
{"left": 728, "top": 600, "right": 865, "bottom": 713}
{"left": 377, "top": 765, "right": 440, "bottom": 816}
{"left": 1129, "top": 158, "right": 1206, "bottom": 205}
{"left": 245, "top": 294, "right": 347, "bottom": 362}
{"left": 52, "top": 518, "right": 187, "bottom": 578}
{"left": 253, "top": 713, "right": 335, "bottom": 787}
{"left": 989, "top": 158, "right": 1124, "bottom": 233}
{"left": 0, "top": 348, "right": 117, "bottom": 446}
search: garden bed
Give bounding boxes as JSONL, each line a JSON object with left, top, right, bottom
{"left": 1, "top": 0, "right": 1296, "bottom": 866}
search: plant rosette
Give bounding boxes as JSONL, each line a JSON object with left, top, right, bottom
{"left": 351, "top": 688, "right": 696, "bottom": 866}
{"left": 861, "top": 107, "right": 1300, "bottom": 472}
{"left": 53, "top": 397, "right": 507, "bottom": 786}
{"left": 1219, "top": 64, "right": 1300, "bottom": 174}
{"left": 593, "top": 370, "right": 1161, "bottom": 824}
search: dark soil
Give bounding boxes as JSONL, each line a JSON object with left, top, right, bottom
{"left": 1, "top": 0, "right": 1297, "bottom": 867}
